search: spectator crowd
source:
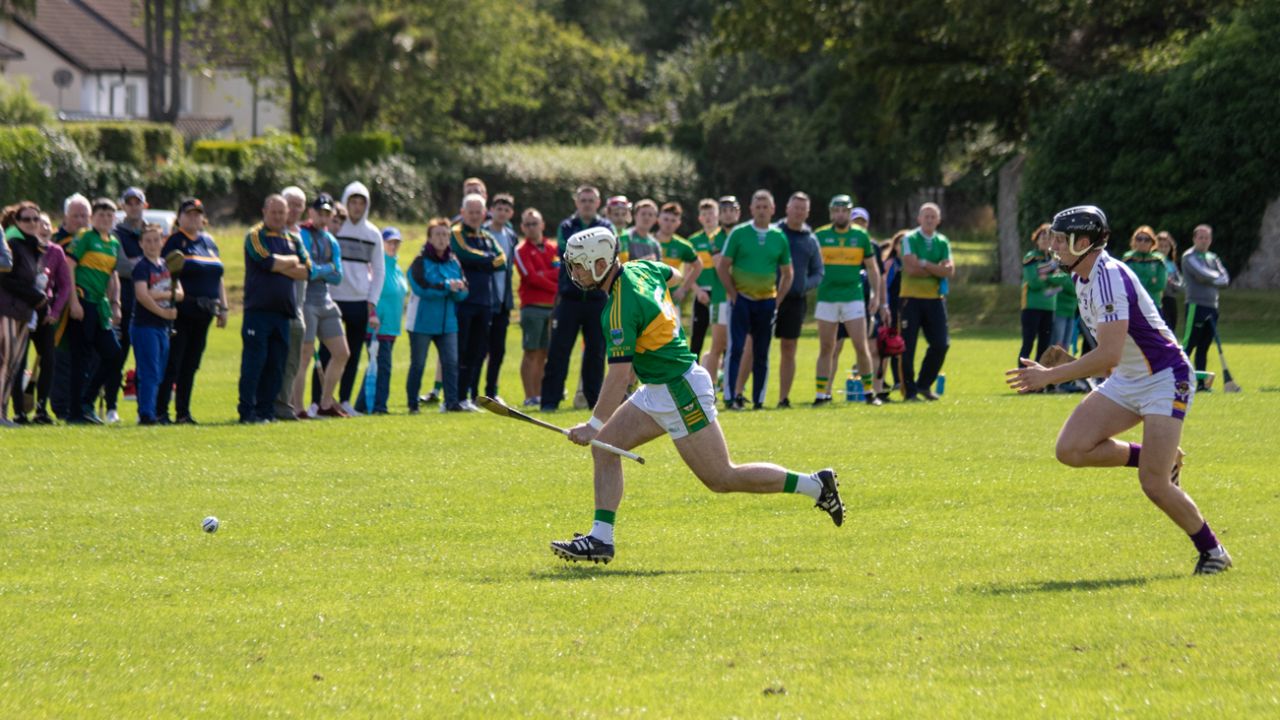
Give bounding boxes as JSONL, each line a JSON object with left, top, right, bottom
{"left": 0, "top": 176, "right": 1233, "bottom": 428}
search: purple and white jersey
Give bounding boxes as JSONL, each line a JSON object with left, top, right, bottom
{"left": 1075, "top": 251, "right": 1190, "bottom": 380}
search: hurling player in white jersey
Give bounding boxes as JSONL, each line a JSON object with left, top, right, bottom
{"left": 1006, "top": 206, "right": 1231, "bottom": 575}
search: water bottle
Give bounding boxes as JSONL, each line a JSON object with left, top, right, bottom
{"left": 939, "top": 278, "right": 949, "bottom": 296}
{"left": 935, "top": 373, "right": 946, "bottom": 396}
{"left": 845, "top": 375, "right": 864, "bottom": 402}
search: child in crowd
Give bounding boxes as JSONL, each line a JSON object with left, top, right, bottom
{"left": 405, "top": 219, "right": 469, "bottom": 413}
{"left": 357, "top": 227, "right": 408, "bottom": 414}
{"left": 130, "top": 224, "right": 182, "bottom": 424}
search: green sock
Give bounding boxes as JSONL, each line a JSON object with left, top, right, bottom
{"left": 861, "top": 373, "right": 873, "bottom": 386}
{"left": 433, "top": 380, "right": 443, "bottom": 392}
{"left": 784, "top": 472, "right": 799, "bottom": 493}
{"left": 594, "top": 509, "right": 616, "bottom": 525}
{"left": 591, "top": 509, "right": 616, "bottom": 543}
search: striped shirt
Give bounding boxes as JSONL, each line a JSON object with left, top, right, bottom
{"left": 1075, "top": 251, "right": 1189, "bottom": 380}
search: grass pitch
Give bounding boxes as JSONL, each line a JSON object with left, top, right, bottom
{"left": 2, "top": 266, "right": 1278, "bottom": 716}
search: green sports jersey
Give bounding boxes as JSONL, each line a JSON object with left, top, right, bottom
{"left": 603, "top": 260, "right": 698, "bottom": 385}
{"left": 658, "top": 234, "right": 697, "bottom": 270}
{"left": 1054, "top": 275, "right": 1078, "bottom": 318}
{"left": 1020, "top": 250, "right": 1070, "bottom": 311}
{"left": 68, "top": 228, "right": 120, "bottom": 328}
{"left": 687, "top": 227, "right": 725, "bottom": 300}
{"left": 815, "top": 224, "right": 876, "bottom": 302}
{"left": 1122, "top": 250, "right": 1168, "bottom": 300}
{"left": 619, "top": 229, "right": 661, "bottom": 264}
{"left": 722, "top": 222, "right": 791, "bottom": 300}
{"left": 900, "top": 229, "right": 952, "bottom": 299}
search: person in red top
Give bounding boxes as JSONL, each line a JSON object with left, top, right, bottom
{"left": 513, "top": 207, "right": 559, "bottom": 406}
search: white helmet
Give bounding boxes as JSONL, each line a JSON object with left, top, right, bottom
{"left": 563, "top": 227, "right": 619, "bottom": 289}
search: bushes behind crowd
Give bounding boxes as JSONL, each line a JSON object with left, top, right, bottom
{"left": 0, "top": 125, "right": 697, "bottom": 228}
{"left": 1020, "top": 0, "right": 1280, "bottom": 275}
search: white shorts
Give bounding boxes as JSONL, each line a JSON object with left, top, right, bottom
{"left": 627, "top": 364, "right": 719, "bottom": 440}
{"left": 814, "top": 300, "right": 866, "bottom": 323}
{"left": 1096, "top": 364, "right": 1194, "bottom": 420}
{"left": 710, "top": 301, "right": 730, "bottom": 327}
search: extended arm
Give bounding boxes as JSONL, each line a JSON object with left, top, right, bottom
{"left": 1007, "top": 321, "right": 1126, "bottom": 392}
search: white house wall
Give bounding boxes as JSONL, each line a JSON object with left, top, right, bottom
{"left": 193, "top": 70, "right": 286, "bottom": 136}
{"left": 1, "top": 22, "right": 85, "bottom": 112}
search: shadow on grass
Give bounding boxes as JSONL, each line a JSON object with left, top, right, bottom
{"left": 517, "top": 565, "right": 825, "bottom": 583}
{"left": 971, "top": 573, "right": 1183, "bottom": 596}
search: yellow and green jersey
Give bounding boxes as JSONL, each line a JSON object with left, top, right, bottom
{"left": 900, "top": 229, "right": 951, "bottom": 299}
{"left": 722, "top": 222, "right": 791, "bottom": 300}
{"left": 658, "top": 234, "right": 697, "bottom": 270}
{"left": 687, "top": 227, "right": 725, "bottom": 300}
{"left": 604, "top": 260, "right": 698, "bottom": 385}
{"left": 1122, "top": 249, "right": 1168, "bottom": 300}
{"left": 619, "top": 229, "right": 661, "bottom": 264}
{"left": 815, "top": 224, "right": 876, "bottom": 302}
{"left": 68, "top": 228, "right": 120, "bottom": 328}
{"left": 1021, "top": 249, "right": 1070, "bottom": 311}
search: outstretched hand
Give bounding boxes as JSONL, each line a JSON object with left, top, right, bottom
{"left": 1005, "top": 358, "right": 1052, "bottom": 394}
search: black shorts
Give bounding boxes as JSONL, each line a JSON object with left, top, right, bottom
{"left": 774, "top": 295, "right": 806, "bottom": 339}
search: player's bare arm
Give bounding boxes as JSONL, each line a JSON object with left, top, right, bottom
{"left": 776, "top": 263, "right": 794, "bottom": 300}
{"left": 715, "top": 254, "right": 737, "bottom": 302}
{"left": 1007, "top": 321, "right": 1125, "bottom": 393}
{"left": 864, "top": 258, "right": 882, "bottom": 316}
{"left": 567, "top": 361, "right": 633, "bottom": 445}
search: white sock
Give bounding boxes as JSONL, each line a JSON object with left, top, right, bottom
{"left": 590, "top": 520, "right": 614, "bottom": 544}
{"left": 794, "top": 473, "right": 823, "bottom": 500}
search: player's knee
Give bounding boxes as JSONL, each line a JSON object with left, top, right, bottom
{"left": 1139, "top": 472, "right": 1174, "bottom": 501}
{"left": 1055, "top": 439, "right": 1085, "bottom": 467}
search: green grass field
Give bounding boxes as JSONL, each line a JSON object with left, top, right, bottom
{"left": 3, "top": 228, "right": 1279, "bottom": 716}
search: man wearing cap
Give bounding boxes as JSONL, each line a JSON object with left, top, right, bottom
{"left": 293, "top": 193, "right": 349, "bottom": 418}
{"left": 273, "top": 186, "right": 310, "bottom": 421}
{"left": 605, "top": 196, "right": 632, "bottom": 232}
{"left": 481, "top": 193, "right": 518, "bottom": 401}
{"left": 104, "top": 186, "right": 148, "bottom": 422}
{"left": 772, "top": 192, "right": 824, "bottom": 408}
{"left": 540, "top": 185, "right": 615, "bottom": 412}
{"left": 717, "top": 189, "right": 793, "bottom": 410}
{"left": 814, "top": 197, "right": 882, "bottom": 406}
{"left": 157, "top": 198, "right": 227, "bottom": 424}
{"left": 900, "top": 202, "right": 954, "bottom": 401}
{"left": 238, "top": 195, "right": 311, "bottom": 423}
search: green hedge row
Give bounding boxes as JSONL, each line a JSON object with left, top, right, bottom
{"left": 453, "top": 143, "right": 700, "bottom": 223}
{"left": 1021, "top": 2, "right": 1280, "bottom": 274}
{"left": 0, "top": 126, "right": 91, "bottom": 211}
{"left": 62, "top": 121, "right": 184, "bottom": 167}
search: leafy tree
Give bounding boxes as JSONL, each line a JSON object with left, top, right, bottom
{"left": 0, "top": 76, "right": 54, "bottom": 126}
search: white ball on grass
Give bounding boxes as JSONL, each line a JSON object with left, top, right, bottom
{"left": 202, "top": 516, "right": 220, "bottom": 533}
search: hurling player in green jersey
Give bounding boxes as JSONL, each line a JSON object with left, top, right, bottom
{"left": 813, "top": 196, "right": 882, "bottom": 405}
{"left": 548, "top": 227, "right": 844, "bottom": 564}
{"left": 687, "top": 199, "right": 726, "bottom": 373}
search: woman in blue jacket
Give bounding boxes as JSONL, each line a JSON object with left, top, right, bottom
{"left": 406, "top": 219, "right": 469, "bottom": 413}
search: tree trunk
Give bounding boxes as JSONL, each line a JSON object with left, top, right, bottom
{"left": 1235, "top": 194, "right": 1280, "bottom": 289}
{"left": 997, "top": 153, "right": 1026, "bottom": 285}
{"left": 163, "top": 0, "right": 181, "bottom": 122}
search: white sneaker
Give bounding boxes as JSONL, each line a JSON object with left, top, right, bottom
{"left": 341, "top": 401, "right": 362, "bottom": 417}
{"left": 307, "top": 403, "right": 320, "bottom": 419}
{"left": 461, "top": 399, "right": 480, "bottom": 412}
{"left": 105, "top": 409, "right": 121, "bottom": 424}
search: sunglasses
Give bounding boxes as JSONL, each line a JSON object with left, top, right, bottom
{"left": 17, "top": 215, "right": 39, "bottom": 222}
{"left": 1135, "top": 235, "right": 1153, "bottom": 243}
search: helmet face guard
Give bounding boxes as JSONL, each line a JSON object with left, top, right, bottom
{"left": 564, "top": 227, "right": 619, "bottom": 290}
{"left": 1050, "top": 205, "right": 1110, "bottom": 271}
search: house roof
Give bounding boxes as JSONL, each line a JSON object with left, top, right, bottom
{"left": 174, "top": 115, "right": 234, "bottom": 141}
{"left": 12, "top": 0, "right": 149, "bottom": 72}
{"left": 0, "top": 38, "right": 25, "bottom": 61}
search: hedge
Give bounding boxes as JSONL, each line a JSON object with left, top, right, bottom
{"left": 348, "top": 154, "right": 434, "bottom": 222}
{"left": 62, "top": 121, "right": 184, "bottom": 167}
{"left": 192, "top": 132, "right": 319, "bottom": 219}
{"left": 0, "top": 126, "right": 91, "bottom": 212}
{"left": 332, "top": 131, "right": 404, "bottom": 172}
{"left": 454, "top": 143, "right": 700, "bottom": 223}
{"left": 1021, "top": 2, "right": 1280, "bottom": 274}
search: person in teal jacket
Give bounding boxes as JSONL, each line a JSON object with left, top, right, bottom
{"left": 356, "top": 227, "right": 409, "bottom": 414}
{"left": 406, "top": 219, "right": 470, "bottom": 413}
{"left": 1019, "top": 223, "right": 1070, "bottom": 365}
{"left": 1122, "top": 225, "right": 1168, "bottom": 301}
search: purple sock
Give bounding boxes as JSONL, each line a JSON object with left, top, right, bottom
{"left": 1190, "top": 522, "right": 1219, "bottom": 553}
{"left": 1126, "top": 443, "right": 1142, "bottom": 468}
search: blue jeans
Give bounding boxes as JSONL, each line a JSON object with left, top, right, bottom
{"left": 407, "top": 331, "right": 459, "bottom": 410}
{"left": 238, "top": 310, "right": 291, "bottom": 422}
{"left": 130, "top": 322, "right": 169, "bottom": 421}
{"left": 727, "top": 295, "right": 775, "bottom": 406}
{"left": 1050, "top": 314, "right": 1073, "bottom": 350}
{"left": 356, "top": 336, "right": 395, "bottom": 413}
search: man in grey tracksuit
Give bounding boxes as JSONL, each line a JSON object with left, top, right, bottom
{"left": 1180, "top": 224, "right": 1230, "bottom": 390}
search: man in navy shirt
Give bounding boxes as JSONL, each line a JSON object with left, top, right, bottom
{"left": 540, "top": 185, "right": 615, "bottom": 411}
{"left": 238, "top": 195, "right": 310, "bottom": 423}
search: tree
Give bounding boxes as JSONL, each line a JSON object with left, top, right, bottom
{"left": 142, "top": 0, "right": 182, "bottom": 122}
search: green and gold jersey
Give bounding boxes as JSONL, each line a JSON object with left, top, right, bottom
{"left": 604, "top": 260, "right": 698, "bottom": 385}
{"left": 722, "top": 222, "right": 791, "bottom": 300}
{"left": 68, "top": 228, "right": 120, "bottom": 328}
{"left": 815, "top": 223, "right": 876, "bottom": 302}
{"left": 658, "top": 234, "right": 697, "bottom": 270}
{"left": 1122, "top": 249, "right": 1168, "bottom": 300}
{"left": 619, "top": 229, "right": 661, "bottom": 264}
{"left": 900, "top": 229, "right": 952, "bottom": 299}
{"left": 687, "top": 227, "right": 725, "bottom": 300}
